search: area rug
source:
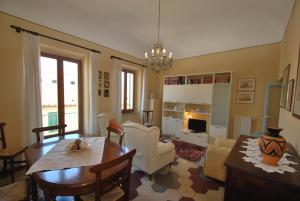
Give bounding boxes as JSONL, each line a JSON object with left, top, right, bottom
{"left": 172, "top": 139, "right": 206, "bottom": 162}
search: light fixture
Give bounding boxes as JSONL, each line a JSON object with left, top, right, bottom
{"left": 145, "top": 0, "right": 173, "bottom": 72}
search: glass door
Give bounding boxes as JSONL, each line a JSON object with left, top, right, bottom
{"left": 40, "top": 53, "right": 81, "bottom": 137}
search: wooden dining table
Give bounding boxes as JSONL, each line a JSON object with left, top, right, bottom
{"left": 25, "top": 134, "right": 129, "bottom": 201}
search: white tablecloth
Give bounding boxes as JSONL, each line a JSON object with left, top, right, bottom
{"left": 26, "top": 137, "right": 105, "bottom": 175}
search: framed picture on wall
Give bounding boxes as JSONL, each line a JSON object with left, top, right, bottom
{"left": 98, "top": 71, "right": 102, "bottom": 80}
{"left": 104, "top": 89, "right": 109, "bottom": 97}
{"left": 104, "top": 80, "right": 109, "bottom": 88}
{"left": 237, "top": 91, "right": 255, "bottom": 104}
{"left": 293, "top": 49, "right": 300, "bottom": 119}
{"left": 280, "top": 64, "right": 290, "bottom": 108}
{"left": 104, "top": 72, "right": 109, "bottom": 80}
{"left": 286, "top": 79, "right": 294, "bottom": 111}
{"left": 238, "top": 78, "right": 256, "bottom": 91}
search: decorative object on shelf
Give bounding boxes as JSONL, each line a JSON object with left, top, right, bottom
{"left": 280, "top": 64, "right": 290, "bottom": 108}
{"left": 259, "top": 127, "right": 287, "bottom": 166}
{"left": 104, "top": 80, "right": 109, "bottom": 88}
{"left": 98, "top": 89, "right": 101, "bottom": 96}
{"left": 237, "top": 91, "right": 255, "bottom": 104}
{"left": 104, "top": 72, "right": 109, "bottom": 80}
{"left": 144, "top": 0, "right": 173, "bottom": 72}
{"left": 104, "top": 89, "right": 109, "bottom": 97}
{"left": 293, "top": 49, "right": 300, "bottom": 119}
{"left": 286, "top": 79, "right": 294, "bottom": 111}
{"left": 238, "top": 78, "right": 256, "bottom": 91}
{"left": 241, "top": 138, "right": 296, "bottom": 173}
{"left": 98, "top": 71, "right": 102, "bottom": 79}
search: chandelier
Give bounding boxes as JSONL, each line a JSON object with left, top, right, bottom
{"left": 144, "top": 0, "right": 173, "bottom": 72}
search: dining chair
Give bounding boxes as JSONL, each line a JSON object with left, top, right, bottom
{"left": 106, "top": 127, "right": 124, "bottom": 145}
{"left": 32, "top": 124, "right": 67, "bottom": 142}
{"left": 0, "top": 122, "right": 27, "bottom": 183}
{"left": 81, "top": 149, "right": 136, "bottom": 201}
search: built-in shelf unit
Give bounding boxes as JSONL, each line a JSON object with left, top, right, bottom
{"left": 162, "top": 72, "right": 232, "bottom": 139}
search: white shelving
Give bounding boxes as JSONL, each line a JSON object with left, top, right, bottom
{"left": 162, "top": 72, "right": 232, "bottom": 139}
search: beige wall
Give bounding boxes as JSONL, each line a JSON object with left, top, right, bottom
{"left": 156, "top": 43, "right": 280, "bottom": 138}
{"left": 0, "top": 12, "right": 157, "bottom": 149}
{"left": 278, "top": 1, "right": 300, "bottom": 154}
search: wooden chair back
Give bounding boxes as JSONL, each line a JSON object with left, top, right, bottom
{"left": 32, "top": 124, "right": 67, "bottom": 142}
{"left": 90, "top": 149, "right": 136, "bottom": 201}
{"left": 106, "top": 127, "right": 124, "bottom": 145}
{"left": 0, "top": 122, "right": 7, "bottom": 149}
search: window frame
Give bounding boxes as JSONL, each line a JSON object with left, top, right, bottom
{"left": 41, "top": 52, "right": 83, "bottom": 137}
{"left": 122, "top": 69, "right": 135, "bottom": 113}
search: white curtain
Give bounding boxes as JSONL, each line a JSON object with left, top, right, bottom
{"left": 87, "top": 52, "right": 99, "bottom": 136}
{"left": 112, "top": 59, "right": 122, "bottom": 123}
{"left": 22, "top": 32, "right": 43, "bottom": 146}
{"left": 140, "top": 68, "right": 149, "bottom": 118}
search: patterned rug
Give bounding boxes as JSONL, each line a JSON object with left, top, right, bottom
{"left": 172, "top": 140, "right": 206, "bottom": 162}
{"left": 130, "top": 157, "right": 224, "bottom": 201}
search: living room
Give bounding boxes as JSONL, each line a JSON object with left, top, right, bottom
{"left": 0, "top": 0, "right": 299, "bottom": 201}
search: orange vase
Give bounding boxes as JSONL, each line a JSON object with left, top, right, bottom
{"left": 259, "top": 127, "right": 287, "bottom": 166}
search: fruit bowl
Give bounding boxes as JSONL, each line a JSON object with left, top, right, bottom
{"left": 66, "top": 139, "right": 89, "bottom": 152}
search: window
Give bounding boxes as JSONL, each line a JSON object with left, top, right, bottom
{"left": 40, "top": 53, "right": 82, "bottom": 137}
{"left": 121, "top": 69, "right": 135, "bottom": 113}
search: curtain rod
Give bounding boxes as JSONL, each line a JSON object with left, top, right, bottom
{"left": 10, "top": 25, "right": 101, "bottom": 53}
{"left": 111, "top": 56, "right": 146, "bottom": 67}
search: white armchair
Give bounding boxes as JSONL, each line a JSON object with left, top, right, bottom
{"left": 122, "top": 122, "right": 175, "bottom": 176}
{"left": 97, "top": 113, "right": 121, "bottom": 144}
{"left": 97, "top": 113, "right": 112, "bottom": 137}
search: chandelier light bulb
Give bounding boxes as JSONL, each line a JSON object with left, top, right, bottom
{"left": 169, "top": 52, "right": 173, "bottom": 58}
{"left": 145, "top": 52, "right": 148, "bottom": 59}
{"left": 163, "top": 48, "right": 166, "bottom": 55}
{"left": 151, "top": 49, "right": 154, "bottom": 56}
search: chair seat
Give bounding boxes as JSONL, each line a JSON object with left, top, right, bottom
{"left": 0, "top": 180, "right": 27, "bottom": 201}
{"left": 0, "top": 147, "right": 23, "bottom": 157}
{"left": 81, "top": 186, "right": 124, "bottom": 201}
{"left": 157, "top": 142, "right": 175, "bottom": 156}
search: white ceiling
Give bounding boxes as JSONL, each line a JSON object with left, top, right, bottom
{"left": 0, "top": 0, "right": 295, "bottom": 59}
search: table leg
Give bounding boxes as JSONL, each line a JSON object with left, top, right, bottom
{"left": 44, "top": 191, "right": 56, "bottom": 201}
{"left": 30, "top": 175, "right": 38, "bottom": 201}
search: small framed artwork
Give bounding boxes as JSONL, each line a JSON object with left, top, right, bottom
{"left": 280, "top": 64, "right": 290, "bottom": 108}
{"left": 286, "top": 79, "right": 294, "bottom": 111}
{"left": 104, "top": 72, "right": 109, "bottom": 80}
{"left": 238, "top": 78, "right": 256, "bottom": 91}
{"left": 293, "top": 48, "right": 300, "bottom": 119}
{"left": 98, "top": 80, "right": 102, "bottom": 88}
{"left": 98, "top": 89, "right": 101, "bottom": 96}
{"left": 237, "top": 91, "right": 255, "bottom": 104}
{"left": 104, "top": 80, "right": 109, "bottom": 88}
{"left": 98, "top": 71, "right": 102, "bottom": 80}
{"left": 104, "top": 89, "right": 109, "bottom": 97}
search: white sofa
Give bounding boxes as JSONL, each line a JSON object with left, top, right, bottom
{"left": 122, "top": 122, "right": 175, "bottom": 176}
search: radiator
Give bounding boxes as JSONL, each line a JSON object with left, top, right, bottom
{"left": 233, "top": 116, "right": 252, "bottom": 139}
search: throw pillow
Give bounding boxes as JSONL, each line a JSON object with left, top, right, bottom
{"left": 109, "top": 118, "right": 123, "bottom": 131}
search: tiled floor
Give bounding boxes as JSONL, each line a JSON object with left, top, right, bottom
{"left": 0, "top": 157, "right": 224, "bottom": 201}
{"left": 130, "top": 157, "right": 224, "bottom": 201}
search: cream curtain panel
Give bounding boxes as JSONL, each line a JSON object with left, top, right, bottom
{"left": 22, "top": 32, "right": 43, "bottom": 146}
{"left": 87, "top": 52, "right": 99, "bottom": 136}
{"left": 140, "top": 68, "right": 149, "bottom": 118}
{"left": 112, "top": 59, "right": 122, "bottom": 123}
